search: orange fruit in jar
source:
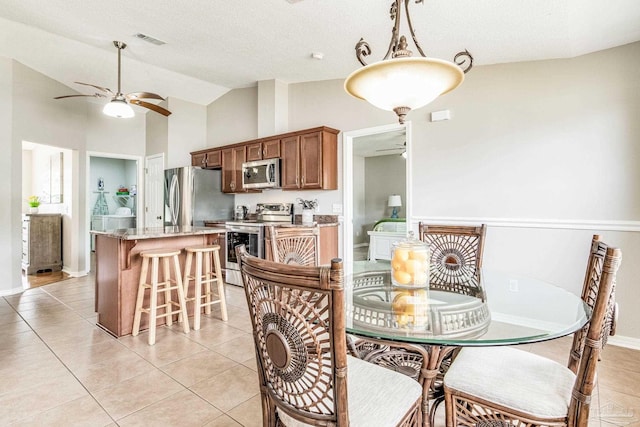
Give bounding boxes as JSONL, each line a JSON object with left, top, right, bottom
{"left": 409, "top": 250, "right": 429, "bottom": 262}
{"left": 404, "top": 259, "right": 423, "bottom": 275}
{"left": 392, "top": 248, "right": 410, "bottom": 263}
{"left": 391, "top": 257, "right": 404, "bottom": 271}
{"left": 393, "top": 270, "right": 412, "bottom": 285}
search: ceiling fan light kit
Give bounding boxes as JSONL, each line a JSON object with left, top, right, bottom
{"left": 344, "top": 0, "right": 473, "bottom": 124}
{"left": 103, "top": 97, "right": 134, "bottom": 118}
{"left": 55, "top": 40, "right": 172, "bottom": 118}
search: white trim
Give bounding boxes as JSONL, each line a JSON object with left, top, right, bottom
{"left": 354, "top": 243, "right": 368, "bottom": 248}
{"left": 0, "top": 286, "right": 27, "bottom": 296}
{"left": 608, "top": 335, "right": 640, "bottom": 351}
{"left": 62, "top": 268, "right": 88, "bottom": 277}
{"left": 411, "top": 216, "right": 640, "bottom": 232}
{"left": 343, "top": 122, "right": 412, "bottom": 279}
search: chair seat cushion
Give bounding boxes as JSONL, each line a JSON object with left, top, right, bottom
{"left": 444, "top": 347, "right": 576, "bottom": 419}
{"left": 278, "top": 355, "right": 422, "bottom": 427}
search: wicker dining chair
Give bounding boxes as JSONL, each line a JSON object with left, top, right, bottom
{"left": 265, "top": 225, "right": 320, "bottom": 266}
{"left": 236, "top": 245, "right": 423, "bottom": 427}
{"left": 443, "top": 237, "right": 622, "bottom": 427}
{"left": 418, "top": 223, "right": 487, "bottom": 288}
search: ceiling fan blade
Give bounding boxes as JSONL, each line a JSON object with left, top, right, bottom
{"left": 126, "top": 92, "right": 165, "bottom": 101}
{"left": 129, "top": 99, "right": 172, "bottom": 116}
{"left": 54, "top": 93, "right": 107, "bottom": 100}
{"left": 74, "top": 82, "right": 114, "bottom": 94}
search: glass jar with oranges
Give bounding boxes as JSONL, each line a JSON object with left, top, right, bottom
{"left": 390, "top": 232, "right": 430, "bottom": 288}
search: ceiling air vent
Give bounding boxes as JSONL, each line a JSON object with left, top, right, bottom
{"left": 133, "top": 33, "right": 166, "bottom": 46}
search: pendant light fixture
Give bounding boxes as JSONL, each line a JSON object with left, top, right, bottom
{"left": 344, "top": 0, "right": 473, "bottom": 124}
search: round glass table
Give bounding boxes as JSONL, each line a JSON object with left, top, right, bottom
{"left": 346, "top": 268, "right": 589, "bottom": 346}
{"left": 344, "top": 268, "right": 590, "bottom": 427}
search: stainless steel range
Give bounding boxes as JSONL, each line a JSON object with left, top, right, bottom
{"left": 225, "top": 203, "right": 293, "bottom": 286}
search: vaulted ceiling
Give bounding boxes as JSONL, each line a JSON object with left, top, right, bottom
{"left": 1, "top": 0, "right": 639, "bottom": 106}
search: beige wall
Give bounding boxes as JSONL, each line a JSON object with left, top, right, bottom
{"left": 206, "top": 42, "right": 640, "bottom": 343}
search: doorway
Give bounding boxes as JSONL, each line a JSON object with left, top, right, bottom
{"left": 21, "top": 141, "right": 73, "bottom": 288}
{"left": 86, "top": 152, "right": 143, "bottom": 272}
{"left": 342, "top": 122, "right": 412, "bottom": 278}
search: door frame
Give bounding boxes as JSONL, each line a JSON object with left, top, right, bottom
{"left": 342, "top": 121, "right": 412, "bottom": 277}
{"left": 86, "top": 151, "right": 143, "bottom": 272}
{"left": 144, "top": 153, "right": 165, "bottom": 228}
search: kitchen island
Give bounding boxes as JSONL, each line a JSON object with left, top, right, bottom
{"left": 93, "top": 226, "right": 226, "bottom": 337}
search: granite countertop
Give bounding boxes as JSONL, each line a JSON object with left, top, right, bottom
{"left": 91, "top": 226, "right": 227, "bottom": 240}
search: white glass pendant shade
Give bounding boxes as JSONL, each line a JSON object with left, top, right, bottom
{"left": 103, "top": 99, "right": 135, "bottom": 118}
{"left": 344, "top": 57, "right": 464, "bottom": 112}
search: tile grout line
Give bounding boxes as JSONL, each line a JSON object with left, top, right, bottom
{"left": 5, "top": 293, "right": 119, "bottom": 426}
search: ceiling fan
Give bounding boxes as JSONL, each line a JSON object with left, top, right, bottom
{"left": 376, "top": 141, "right": 407, "bottom": 158}
{"left": 54, "top": 41, "right": 171, "bottom": 118}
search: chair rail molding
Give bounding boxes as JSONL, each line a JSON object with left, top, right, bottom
{"left": 411, "top": 216, "right": 640, "bottom": 233}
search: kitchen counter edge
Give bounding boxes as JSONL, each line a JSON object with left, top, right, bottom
{"left": 91, "top": 226, "right": 227, "bottom": 240}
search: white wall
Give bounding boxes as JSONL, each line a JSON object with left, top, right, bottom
{"left": 89, "top": 157, "right": 136, "bottom": 215}
{"left": 167, "top": 97, "right": 207, "bottom": 168}
{"left": 364, "top": 154, "right": 406, "bottom": 225}
{"left": 206, "top": 42, "right": 640, "bottom": 342}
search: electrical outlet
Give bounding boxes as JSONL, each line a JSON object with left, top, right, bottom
{"left": 332, "top": 203, "right": 343, "bottom": 214}
{"left": 509, "top": 279, "right": 519, "bottom": 292}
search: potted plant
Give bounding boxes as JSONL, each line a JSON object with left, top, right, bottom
{"left": 297, "top": 198, "right": 318, "bottom": 225}
{"left": 28, "top": 195, "right": 40, "bottom": 213}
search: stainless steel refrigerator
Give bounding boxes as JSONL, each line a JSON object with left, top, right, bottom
{"left": 164, "top": 166, "right": 234, "bottom": 227}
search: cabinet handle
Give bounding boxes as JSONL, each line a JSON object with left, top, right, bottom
{"left": 263, "top": 148, "right": 266, "bottom": 157}
{"left": 230, "top": 182, "right": 235, "bottom": 190}
{"left": 301, "top": 176, "right": 305, "bottom": 186}
{"left": 202, "top": 157, "right": 206, "bottom": 167}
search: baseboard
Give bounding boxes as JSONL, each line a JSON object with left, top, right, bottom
{"left": 62, "top": 268, "right": 88, "bottom": 277}
{"left": 0, "top": 285, "right": 27, "bottom": 296}
{"left": 608, "top": 335, "right": 640, "bottom": 350}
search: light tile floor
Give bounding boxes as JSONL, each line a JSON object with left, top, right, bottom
{"left": 1, "top": 273, "right": 639, "bottom": 426}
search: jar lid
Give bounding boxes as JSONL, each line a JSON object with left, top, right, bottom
{"left": 393, "top": 231, "right": 428, "bottom": 250}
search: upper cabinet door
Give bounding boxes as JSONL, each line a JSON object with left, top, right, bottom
{"left": 280, "top": 136, "right": 301, "bottom": 189}
{"left": 205, "top": 149, "right": 222, "bottom": 168}
{"left": 221, "top": 148, "right": 235, "bottom": 193}
{"left": 192, "top": 152, "right": 206, "bottom": 167}
{"left": 262, "top": 139, "right": 281, "bottom": 159}
{"left": 300, "top": 131, "right": 323, "bottom": 189}
{"left": 246, "top": 142, "right": 263, "bottom": 162}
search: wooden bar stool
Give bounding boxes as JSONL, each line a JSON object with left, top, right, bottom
{"left": 132, "top": 249, "right": 190, "bottom": 345}
{"left": 182, "top": 245, "right": 228, "bottom": 330}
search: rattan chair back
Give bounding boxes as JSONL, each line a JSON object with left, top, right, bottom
{"left": 444, "top": 241, "right": 622, "bottom": 427}
{"left": 568, "top": 234, "right": 618, "bottom": 372}
{"left": 418, "top": 223, "right": 487, "bottom": 287}
{"left": 236, "top": 245, "right": 348, "bottom": 426}
{"left": 265, "top": 225, "right": 320, "bottom": 266}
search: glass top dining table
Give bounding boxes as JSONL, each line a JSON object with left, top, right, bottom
{"left": 345, "top": 267, "right": 590, "bottom": 347}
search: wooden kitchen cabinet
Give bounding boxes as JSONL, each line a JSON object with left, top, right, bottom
{"left": 262, "top": 139, "right": 281, "bottom": 159}
{"left": 191, "top": 148, "right": 222, "bottom": 168}
{"left": 319, "top": 225, "right": 339, "bottom": 265}
{"left": 222, "top": 145, "right": 249, "bottom": 193}
{"left": 246, "top": 142, "right": 263, "bottom": 161}
{"left": 281, "top": 128, "right": 338, "bottom": 190}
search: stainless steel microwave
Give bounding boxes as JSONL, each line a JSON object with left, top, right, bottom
{"left": 242, "top": 158, "right": 281, "bottom": 189}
